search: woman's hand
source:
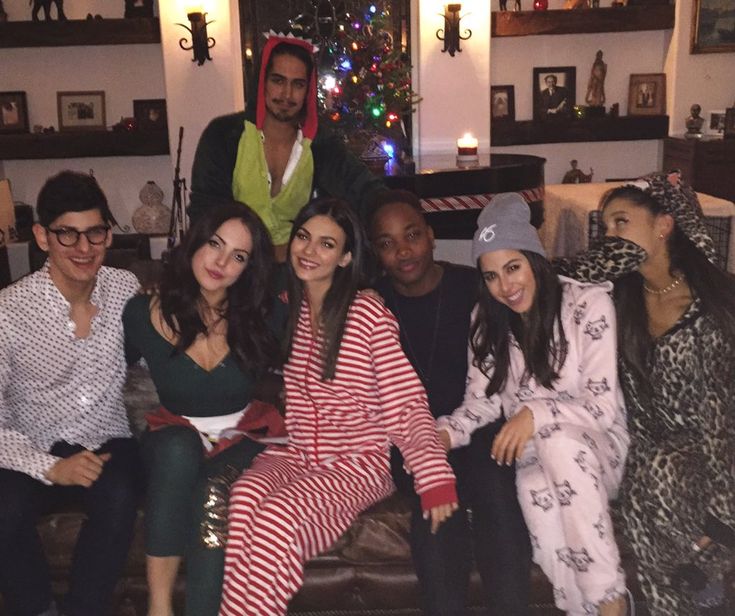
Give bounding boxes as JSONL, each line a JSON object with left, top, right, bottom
{"left": 491, "top": 406, "right": 534, "bottom": 465}
{"left": 424, "top": 501, "right": 459, "bottom": 534}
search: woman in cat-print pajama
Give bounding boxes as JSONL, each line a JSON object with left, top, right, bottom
{"left": 437, "top": 193, "right": 630, "bottom": 616}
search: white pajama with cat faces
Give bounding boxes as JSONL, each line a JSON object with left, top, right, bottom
{"left": 437, "top": 277, "right": 630, "bottom": 615}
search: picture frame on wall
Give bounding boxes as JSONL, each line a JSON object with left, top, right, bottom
{"left": 133, "top": 98, "right": 168, "bottom": 131}
{"left": 725, "top": 108, "right": 735, "bottom": 139}
{"left": 627, "top": 74, "right": 666, "bottom": 116}
{"left": 0, "top": 91, "right": 29, "bottom": 134}
{"left": 491, "top": 85, "right": 515, "bottom": 121}
{"left": 691, "top": 0, "right": 735, "bottom": 54}
{"left": 57, "top": 91, "right": 106, "bottom": 131}
{"left": 533, "top": 66, "right": 575, "bottom": 121}
{"left": 707, "top": 109, "right": 726, "bottom": 135}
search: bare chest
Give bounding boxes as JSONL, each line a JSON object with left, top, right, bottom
{"left": 263, "top": 140, "right": 294, "bottom": 197}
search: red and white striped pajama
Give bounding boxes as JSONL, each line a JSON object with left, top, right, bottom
{"left": 219, "top": 293, "right": 456, "bottom": 616}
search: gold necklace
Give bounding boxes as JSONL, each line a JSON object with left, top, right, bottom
{"left": 643, "top": 273, "right": 684, "bottom": 295}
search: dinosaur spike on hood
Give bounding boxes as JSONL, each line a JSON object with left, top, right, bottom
{"left": 255, "top": 33, "right": 319, "bottom": 140}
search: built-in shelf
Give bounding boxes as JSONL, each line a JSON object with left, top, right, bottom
{"left": 0, "top": 130, "right": 170, "bottom": 160}
{"left": 491, "top": 115, "right": 669, "bottom": 146}
{"left": 0, "top": 17, "right": 161, "bottom": 48}
{"left": 492, "top": 5, "right": 675, "bottom": 37}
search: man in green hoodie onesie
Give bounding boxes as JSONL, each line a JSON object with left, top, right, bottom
{"left": 189, "top": 33, "right": 386, "bottom": 262}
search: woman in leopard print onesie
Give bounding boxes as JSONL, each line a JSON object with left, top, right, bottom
{"left": 557, "top": 172, "right": 735, "bottom": 615}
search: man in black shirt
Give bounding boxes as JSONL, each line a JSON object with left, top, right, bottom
{"left": 369, "top": 190, "right": 531, "bottom": 616}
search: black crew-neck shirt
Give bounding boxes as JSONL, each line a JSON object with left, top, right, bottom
{"left": 376, "top": 262, "right": 479, "bottom": 419}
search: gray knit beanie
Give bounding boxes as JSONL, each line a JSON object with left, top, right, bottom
{"left": 472, "top": 192, "right": 546, "bottom": 262}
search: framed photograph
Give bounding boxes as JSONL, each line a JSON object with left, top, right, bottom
{"left": 533, "top": 66, "right": 575, "bottom": 121}
{"left": 725, "top": 108, "right": 735, "bottom": 139}
{"left": 0, "top": 91, "right": 29, "bottom": 134}
{"left": 491, "top": 85, "right": 515, "bottom": 122}
{"left": 627, "top": 74, "right": 666, "bottom": 116}
{"left": 691, "top": 0, "right": 735, "bottom": 54}
{"left": 133, "top": 98, "right": 168, "bottom": 131}
{"left": 57, "top": 91, "right": 106, "bottom": 131}
{"left": 707, "top": 109, "right": 726, "bottom": 135}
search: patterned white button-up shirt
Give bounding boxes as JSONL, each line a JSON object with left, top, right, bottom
{"left": 0, "top": 263, "right": 139, "bottom": 483}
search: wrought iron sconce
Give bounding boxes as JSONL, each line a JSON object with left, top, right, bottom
{"left": 436, "top": 4, "right": 471, "bottom": 57}
{"left": 177, "top": 9, "right": 216, "bottom": 66}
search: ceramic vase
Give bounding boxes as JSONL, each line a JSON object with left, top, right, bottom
{"left": 132, "top": 181, "right": 170, "bottom": 235}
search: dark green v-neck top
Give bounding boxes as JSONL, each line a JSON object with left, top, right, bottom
{"left": 123, "top": 294, "right": 253, "bottom": 417}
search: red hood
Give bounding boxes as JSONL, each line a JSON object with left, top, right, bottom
{"left": 256, "top": 35, "right": 319, "bottom": 140}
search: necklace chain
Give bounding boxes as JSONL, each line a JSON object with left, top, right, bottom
{"left": 391, "top": 278, "right": 443, "bottom": 386}
{"left": 643, "top": 273, "right": 684, "bottom": 295}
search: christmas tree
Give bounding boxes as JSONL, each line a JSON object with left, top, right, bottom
{"left": 291, "top": 1, "right": 415, "bottom": 157}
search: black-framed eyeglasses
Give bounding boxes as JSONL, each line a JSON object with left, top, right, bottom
{"left": 46, "top": 225, "right": 110, "bottom": 247}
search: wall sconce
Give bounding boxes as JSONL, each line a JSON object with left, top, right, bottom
{"left": 436, "top": 4, "right": 472, "bottom": 57}
{"left": 177, "top": 8, "right": 216, "bottom": 66}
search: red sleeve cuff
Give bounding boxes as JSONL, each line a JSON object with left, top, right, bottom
{"left": 419, "top": 481, "right": 458, "bottom": 511}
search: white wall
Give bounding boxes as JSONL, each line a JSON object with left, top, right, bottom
{"left": 157, "top": 0, "right": 245, "bottom": 185}
{"left": 665, "top": 0, "right": 735, "bottom": 135}
{"left": 491, "top": 30, "right": 671, "bottom": 120}
{"left": 0, "top": 0, "right": 172, "bottom": 230}
{"left": 2, "top": 157, "right": 172, "bottom": 231}
{"left": 3, "top": 0, "right": 732, "bottom": 226}
{"left": 413, "top": 0, "right": 733, "bottom": 181}
{"left": 0, "top": 0, "right": 246, "bottom": 231}
{"left": 1, "top": 0, "right": 140, "bottom": 20}
{"left": 492, "top": 141, "right": 663, "bottom": 184}
{"left": 414, "top": 0, "right": 492, "bottom": 153}
{"left": 490, "top": 27, "right": 670, "bottom": 181}
{"left": 0, "top": 42, "right": 172, "bottom": 230}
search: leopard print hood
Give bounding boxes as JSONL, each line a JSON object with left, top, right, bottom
{"left": 623, "top": 171, "right": 717, "bottom": 263}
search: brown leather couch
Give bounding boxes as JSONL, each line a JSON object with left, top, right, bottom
{"left": 17, "top": 491, "right": 651, "bottom": 616}
{"left": 1, "top": 363, "right": 655, "bottom": 616}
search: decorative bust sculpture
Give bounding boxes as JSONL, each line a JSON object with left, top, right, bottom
{"left": 685, "top": 104, "right": 704, "bottom": 137}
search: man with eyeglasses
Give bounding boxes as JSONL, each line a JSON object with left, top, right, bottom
{"left": 0, "top": 171, "right": 142, "bottom": 616}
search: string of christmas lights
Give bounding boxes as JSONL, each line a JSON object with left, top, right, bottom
{"left": 291, "top": 1, "right": 414, "bottom": 159}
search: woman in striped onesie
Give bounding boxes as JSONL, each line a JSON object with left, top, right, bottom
{"left": 219, "top": 198, "right": 458, "bottom": 616}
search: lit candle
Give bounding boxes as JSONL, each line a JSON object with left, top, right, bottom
{"left": 185, "top": 3, "right": 205, "bottom": 15}
{"left": 457, "top": 133, "right": 478, "bottom": 156}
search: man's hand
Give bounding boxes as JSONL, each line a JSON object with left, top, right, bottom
{"left": 436, "top": 428, "right": 452, "bottom": 452}
{"left": 424, "top": 501, "right": 459, "bottom": 534}
{"left": 491, "top": 406, "right": 534, "bottom": 466}
{"left": 45, "top": 451, "right": 111, "bottom": 487}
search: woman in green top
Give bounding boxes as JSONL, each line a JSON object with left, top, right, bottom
{"left": 123, "top": 202, "right": 280, "bottom": 616}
